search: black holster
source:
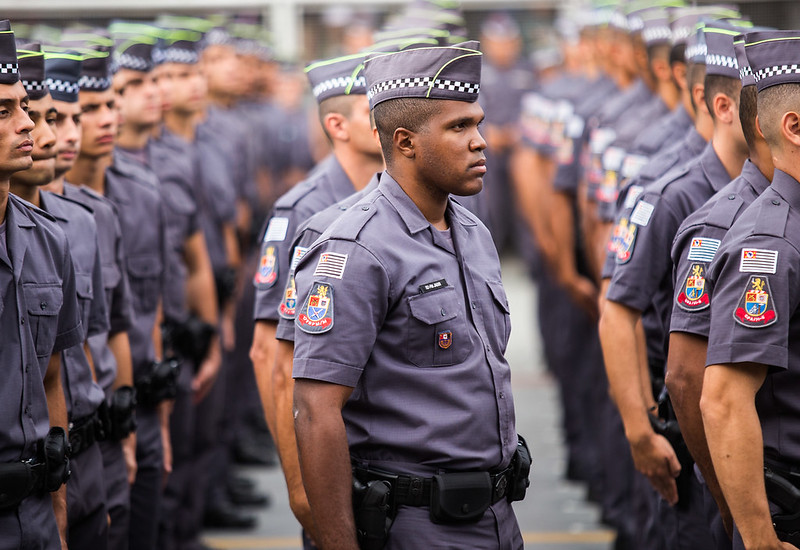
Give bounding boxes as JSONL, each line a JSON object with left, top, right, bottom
{"left": 163, "top": 317, "right": 216, "bottom": 368}
{"left": 507, "top": 435, "right": 532, "bottom": 503}
{"left": 214, "top": 266, "right": 237, "bottom": 307}
{"left": 99, "top": 386, "right": 137, "bottom": 441}
{"left": 43, "top": 427, "right": 70, "bottom": 492}
{"left": 135, "top": 358, "right": 181, "bottom": 407}
{"left": 649, "top": 397, "right": 694, "bottom": 510}
{"left": 765, "top": 466, "right": 800, "bottom": 545}
{"left": 352, "top": 477, "right": 393, "bottom": 550}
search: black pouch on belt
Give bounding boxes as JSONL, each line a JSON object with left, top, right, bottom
{"left": 43, "top": 427, "right": 70, "bottom": 492}
{"left": 0, "top": 462, "right": 37, "bottom": 511}
{"left": 430, "top": 472, "right": 492, "bottom": 525}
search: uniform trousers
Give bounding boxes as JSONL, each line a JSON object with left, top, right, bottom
{"left": 0, "top": 492, "right": 60, "bottom": 550}
{"left": 99, "top": 438, "right": 130, "bottom": 550}
{"left": 129, "top": 405, "right": 163, "bottom": 550}
{"left": 67, "top": 442, "right": 108, "bottom": 550}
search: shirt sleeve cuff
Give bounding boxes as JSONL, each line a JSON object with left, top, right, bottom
{"left": 292, "top": 357, "right": 363, "bottom": 388}
{"left": 706, "top": 342, "right": 788, "bottom": 370}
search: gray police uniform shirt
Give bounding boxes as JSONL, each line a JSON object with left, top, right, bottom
{"left": 606, "top": 143, "right": 729, "bottom": 370}
{"left": 670, "top": 160, "right": 770, "bottom": 338}
{"left": 0, "top": 194, "right": 83, "bottom": 463}
{"left": 275, "top": 174, "right": 381, "bottom": 342}
{"left": 480, "top": 58, "right": 537, "bottom": 128}
{"left": 105, "top": 148, "right": 166, "bottom": 378}
{"left": 194, "top": 118, "right": 238, "bottom": 272}
{"left": 629, "top": 103, "right": 693, "bottom": 158}
{"left": 64, "top": 183, "right": 133, "bottom": 396}
{"left": 293, "top": 172, "right": 516, "bottom": 476}
{"left": 149, "top": 129, "right": 201, "bottom": 324}
{"left": 601, "top": 126, "right": 709, "bottom": 282}
{"left": 39, "top": 191, "right": 108, "bottom": 421}
{"left": 705, "top": 169, "right": 800, "bottom": 463}
{"left": 253, "top": 155, "right": 355, "bottom": 322}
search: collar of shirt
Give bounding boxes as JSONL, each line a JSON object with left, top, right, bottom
{"left": 319, "top": 155, "right": 357, "bottom": 203}
{"left": 770, "top": 169, "right": 800, "bottom": 208}
{"left": 700, "top": 142, "right": 732, "bottom": 193}
{"left": 38, "top": 191, "right": 70, "bottom": 223}
{"left": 377, "top": 171, "right": 478, "bottom": 238}
{"left": 740, "top": 159, "right": 771, "bottom": 197}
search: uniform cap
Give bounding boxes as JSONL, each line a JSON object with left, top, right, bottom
{"left": 704, "top": 21, "right": 746, "bottom": 79}
{"left": 363, "top": 40, "right": 481, "bottom": 109}
{"left": 111, "top": 29, "right": 157, "bottom": 73}
{"left": 641, "top": 11, "right": 672, "bottom": 46}
{"left": 305, "top": 53, "right": 367, "bottom": 103}
{"left": 79, "top": 49, "right": 113, "bottom": 91}
{"left": 670, "top": 5, "right": 743, "bottom": 46}
{"left": 161, "top": 30, "right": 202, "bottom": 65}
{"left": 686, "top": 23, "right": 707, "bottom": 64}
{"left": 17, "top": 44, "right": 47, "bottom": 100}
{"left": 744, "top": 30, "right": 800, "bottom": 92}
{"left": 367, "top": 36, "right": 440, "bottom": 54}
{"left": 0, "top": 20, "right": 19, "bottom": 85}
{"left": 733, "top": 36, "right": 753, "bottom": 87}
{"left": 44, "top": 51, "right": 82, "bottom": 102}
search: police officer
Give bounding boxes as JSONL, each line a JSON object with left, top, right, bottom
{"left": 107, "top": 34, "right": 169, "bottom": 550}
{"left": 62, "top": 43, "right": 138, "bottom": 550}
{"left": 0, "top": 21, "right": 82, "bottom": 550}
{"left": 701, "top": 29, "right": 800, "bottom": 550}
{"left": 666, "top": 34, "right": 773, "bottom": 548}
{"left": 148, "top": 27, "right": 225, "bottom": 550}
{"left": 10, "top": 43, "right": 110, "bottom": 550}
{"left": 252, "top": 50, "right": 384, "bottom": 543}
{"left": 293, "top": 41, "right": 527, "bottom": 549}
{"left": 600, "top": 20, "right": 751, "bottom": 549}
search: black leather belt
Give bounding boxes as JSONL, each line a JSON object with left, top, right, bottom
{"left": 69, "top": 413, "right": 101, "bottom": 457}
{"left": 353, "top": 466, "right": 513, "bottom": 507}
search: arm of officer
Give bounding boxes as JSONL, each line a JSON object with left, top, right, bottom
{"left": 44, "top": 353, "right": 68, "bottom": 549}
{"left": 251, "top": 319, "right": 278, "bottom": 436}
{"left": 551, "top": 189, "right": 598, "bottom": 318}
{"left": 701, "top": 363, "right": 794, "bottom": 549}
{"left": 599, "top": 299, "right": 681, "bottom": 504}
{"left": 667, "top": 332, "right": 732, "bottom": 532}
{"left": 273, "top": 338, "right": 316, "bottom": 539}
{"left": 183, "top": 230, "right": 221, "bottom": 402}
{"left": 510, "top": 146, "right": 558, "bottom": 267}
{"left": 294, "top": 378, "right": 357, "bottom": 550}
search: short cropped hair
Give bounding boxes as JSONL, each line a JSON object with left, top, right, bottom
{"left": 704, "top": 74, "right": 741, "bottom": 120}
{"left": 318, "top": 94, "right": 357, "bottom": 142}
{"left": 687, "top": 62, "right": 706, "bottom": 113}
{"left": 372, "top": 97, "right": 440, "bottom": 164}
{"left": 757, "top": 83, "right": 800, "bottom": 152}
{"left": 739, "top": 84, "right": 759, "bottom": 150}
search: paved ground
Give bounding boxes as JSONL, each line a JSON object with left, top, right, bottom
{"left": 203, "top": 257, "right": 615, "bottom": 550}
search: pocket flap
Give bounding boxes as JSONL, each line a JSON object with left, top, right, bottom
{"left": 408, "top": 287, "right": 459, "bottom": 325}
{"left": 101, "top": 264, "right": 121, "bottom": 290}
{"left": 486, "top": 280, "right": 510, "bottom": 314}
{"left": 127, "top": 255, "right": 161, "bottom": 279}
{"left": 25, "top": 284, "right": 63, "bottom": 316}
{"left": 75, "top": 272, "right": 94, "bottom": 300}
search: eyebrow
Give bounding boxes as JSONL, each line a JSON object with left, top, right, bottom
{"left": 47, "top": 107, "right": 58, "bottom": 116}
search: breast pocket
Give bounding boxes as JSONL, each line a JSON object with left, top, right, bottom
{"left": 406, "top": 286, "right": 472, "bottom": 367}
{"left": 486, "top": 280, "right": 511, "bottom": 355}
{"left": 126, "top": 255, "right": 161, "bottom": 314}
{"left": 24, "top": 283, "right": 64, "bottom": 357}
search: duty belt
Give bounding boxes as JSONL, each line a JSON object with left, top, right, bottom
{"left": 69, "top": 412, "right": 102, "bottom": 457}
{"left": 353, "top": 465, "right": 513, "bottom": 507}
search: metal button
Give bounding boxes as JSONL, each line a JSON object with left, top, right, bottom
{"left": 471, "top": 301, "right": 477, "bottom": 309}
{"left": 361, "top": 205, "right": 370, "bottom": 211}
{"left": 24, "top": 364, "right": 29, "bottom": 373}
{"left": 499, "top": 392, "right": 505, "bottom": 399}
{"left": 40, "top": 302, "right": 47, "bottom": 310}
{"left": 20, "top": 318, "right": 24, "bottom": 325}
{"left": 441, "top": 308, "right": 446, "bottom": 316}
{"left": 773, "top": 199, "right": 781, "bottom": 206}
{"left": 728, "top": 194, "right": 735, "bottom": 200}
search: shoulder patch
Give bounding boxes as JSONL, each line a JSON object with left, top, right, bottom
{"left": 254, "top": 243, "right": 279, "bottom": 288}
{"left": 734, "top": 276, "right": 777, "bottom": 328}
{"left": 313, "top": 252, "right": 348, "bottom": 279}
{"left": 278, "top": 246, "right": 309, "bottom": 320}
{"left": 676, "top": 262, "right": 709, "bottom": 311}
{"left": 297, "top": 281, "right": 334, "bottom": 334}
{"left": 264, "top": 217, "right": 289, "bottom": 242}
{"left": 615, "top": 218, "right": 638, "bottom": 264}
{"left": 687, "top": 237, "right": 721, "bottom": 262}
{"left": 739, "top": 248, "right": 778, "bottom": 274}
{"left": 630, "top": 200, "right": 655, "bottom": 226}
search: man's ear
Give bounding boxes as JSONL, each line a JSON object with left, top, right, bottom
{"left": 713, "top": 92, "right": 735, "bottom": 124}
{"left": 323, "top": 112, "right": 349, "bottom": 142}
{"left": 781, "top": 110, "right": 800, "bottom": 149}
{"left": 692, "top": 83, "right": 709, "bottom": 116}
{"left": 395, "top": 127, "right": 415, "bottom": 159}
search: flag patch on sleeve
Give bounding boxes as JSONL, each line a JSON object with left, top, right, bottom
{"left": 687, "top": 237, "right": 721, "bottom": 262}
{"left": 630, "top": 200, "right": 655, "bottom": 226}
{"left": 739, "top": 248, "right": 778, "bottom": 274}
{"left": 313, "top": 252, "right": 348, "bottom": 279}
{"left": 264, "top": 217, "right": 289, "bottom": 242}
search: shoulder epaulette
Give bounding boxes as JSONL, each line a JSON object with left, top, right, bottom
{"left": 49, "top": 191, "right": 95, "bottom": 215}
{"left": 274, "top": 178, "right": 318, "bottom": 210}
{"left": 752, "top": 197, "right": 789, "bottom": 238}
{"left": 704, "top": 193, "right": 744, "bottom": 230}
{"left": 333, "top": 199, "right": 379, "bottom": 241}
